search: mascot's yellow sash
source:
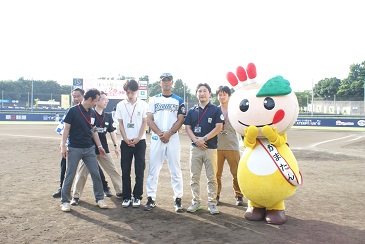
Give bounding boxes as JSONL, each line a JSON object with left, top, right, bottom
{"left": 258, "top": 139, "right": 303, "bottom": 186}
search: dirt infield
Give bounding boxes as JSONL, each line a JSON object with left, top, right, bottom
{"left": 0, "top": 124, "right": 364, "bottom": 243}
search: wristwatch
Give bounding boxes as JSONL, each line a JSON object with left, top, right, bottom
{"left": 203, "top": 136, "right": 208, "bottom": 141}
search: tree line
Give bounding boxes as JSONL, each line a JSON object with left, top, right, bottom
{"left": 1, "top": 61, "right": 364, "bottom": 109}
{"left": 295, "top": 61, "right": 365, "bottom": 108}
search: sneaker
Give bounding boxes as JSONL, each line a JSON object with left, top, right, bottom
{"left": 104, "top": 187, "right": 112, "bottom": 197}
{"left": 208, "top": 204, "right": 219, "bottom": 214}
{"left": 236, "top": 196, "right": 244, "bottom": 206}
{"left": 122, "top": 199, "right": 131, "bottom": 208}
{"left": 216, "top": 196, "right": 220, "bottom": 206}
{"left": 133, "top": 198, "right": 141, "bottom": 208}
{"left": 144, "top": 197, "right": 156, "bottom": 211}
{"left": 53, "top": 188, "right": 62, "bottom": 198}
{"left": 174, "top": 198, "right": 184, "bottom": 212}
{"left": 187, "top": 202, "right": 202, "bottom": 213}
{"left": 70, "top": 198, "right": 79, "bottom": 206}
{"left": 116, "top": 193, "right": 123, "bottom": 199}
{"left": 97, "top": 199, "right": 108, "bottom": 209}
{"left": 61, "top": 202, "right": 71, "bottom": 212}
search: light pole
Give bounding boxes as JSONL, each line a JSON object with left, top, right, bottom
{"left": 27, "top": 92, "right": 29, "bottom": 110}
{"left": 183, "top": 82, "right": 186, "bottom": 108}
{"left": 311, "top": 79, "right": 314, "bottom": 116}
{"left": 1, "top": 90, "right": 3, "bottom": 108}
{"left": 31, "top": 78, "right": 34, "bottom": 112}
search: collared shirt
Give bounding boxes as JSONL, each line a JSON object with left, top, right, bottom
{"left": 184, "top": 102, "right": 224, "bottom": 149}
{"left": 147, "top": 93, "right": 186, "bottom": 132}
{"left": 64, "top": 104, "right": 96, "bottom": 148}
{"left": 93, "top": 110, "right": 115, "bottom": 154}
{"left": 115, "top": 98, "right": 148, "bottom": 140}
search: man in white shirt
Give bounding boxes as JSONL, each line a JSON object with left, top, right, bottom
{"left": 115, "top": 80, "right": 148, "bottom": 208}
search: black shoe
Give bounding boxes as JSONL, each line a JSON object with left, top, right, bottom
{"left": 174, "top": 198, "right": 184, "bottom": 212}
{"left": 52, "top": 188, "right": 62, "bottom": 198}
{"left": 144, "top": 197, "right": 156, "bottom": 211}
{"left": 236, "top": 196, "right": 244, "bottom": 206}
{"left": 216, "top": 196, "right": 220, "bottom": 206}
{"left": 115, "top": 193, "right": 123, "bottom": 199}
{"left": 70, "top": 198, "right": 79, "bottom": 206}
{"left": 104, "top": 187, "right": 112, "bottom": 197}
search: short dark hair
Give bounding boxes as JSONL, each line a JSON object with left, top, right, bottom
{"left": 100, "top": 91, "right": 107, "bottom": 96}
{"left": 196, "top": 83, "right": 211, "bottom": 94}
{"left": 123, "top": 80, "right": 139, "bottom": 92}
{"left": 84, "top": 88, "right": 100, "bottom": 100}
{"left": 216, "top": 85, "right": 231, "bottom": 96}
{"left": 72, "top": 88, "right": 85, "bottom": 96}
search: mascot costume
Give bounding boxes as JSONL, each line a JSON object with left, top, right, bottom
{"left": 226, "top": 63, "right": 302, "bottom": 225}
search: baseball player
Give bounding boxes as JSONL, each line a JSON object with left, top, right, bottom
{"left": 144, "top": 73, "right": 186, "bottom": 212}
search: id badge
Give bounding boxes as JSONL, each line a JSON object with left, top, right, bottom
{"left": 194, "top": 126, "right": 201, "bottom": 133}
{"left": 90, "top": 127, "right": 98, "bottom": 133}
{"left": 90, "top": 118, "right": 95, "bottom": 125}
{"left": 127, "top": 123, "right": 135, "bottom": 128}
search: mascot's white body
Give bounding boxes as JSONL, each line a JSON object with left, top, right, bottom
{"left": 227, "top": 63, "right": 302, "bottom": 225}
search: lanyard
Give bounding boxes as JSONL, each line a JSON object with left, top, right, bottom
{"left": 77, "top": 104, "right": 92, "bottom": 129}
{"left": 125, "top": 102, "right": 137, "bottom": 123}
{"left": 95, "top": 111, "right": 105, "bottom": 128}
{"left": 197, "top": 105, "right": 209, "bottom": 126}
{"left": 222, "top": 110, "right": 227, "bottom": 130}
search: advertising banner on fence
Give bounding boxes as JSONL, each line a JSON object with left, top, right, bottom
{"left": 83, "top": 78, "right": 127, "bottom": 100}
{"left": 295, "top": 117, "right": 365, "bottom": 128}
{"left": 61, "top": 95, "right": 70, "bottom": 109}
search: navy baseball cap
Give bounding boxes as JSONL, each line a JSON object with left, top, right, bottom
{"left": 160, "top": 73, "right": 173, "bottom": 80}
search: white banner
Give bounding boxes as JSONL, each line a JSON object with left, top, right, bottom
{"left": 83, "top": 78, "right": 127, "bottom": 100}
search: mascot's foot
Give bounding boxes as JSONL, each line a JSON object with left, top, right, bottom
{"left": 244, "top": 207, "right": 266, "bottom": 221}
{"left": 265, "top": 210, "right": 286, "bottom": 225}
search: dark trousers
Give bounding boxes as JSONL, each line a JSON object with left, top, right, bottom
{"left": 120, "top": 139, "right": 146, "bottom": 200}
{"left": 59, "top": 157, "right": 108, "bottom": 191}
{"left": 99, "top": 167, "right": 108, "bottom": 191}
{"left": 60, "top": 158, "right": 67, "bottom": 188}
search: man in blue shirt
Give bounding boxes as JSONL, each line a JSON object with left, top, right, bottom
{"left": 60, "top": 88, "right": 108, "bottom": 212}
{"left": 184, "top": 83, "right": 224, "bottom": 214}
{"left": 53, "top": 88, "right": 111, "bottom": 198}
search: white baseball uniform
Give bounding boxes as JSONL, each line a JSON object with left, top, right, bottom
{"left": 146, "top": 93, "right": 186, "bottom": 200}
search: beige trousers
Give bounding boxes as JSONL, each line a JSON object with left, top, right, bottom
{"left": 216, "top": 149, "right": 243, "bottom": 198}
{"left": 189, "top": 146, "right": 218, "bottom": 204}
{"left": 73, "top": 153, "right": 122, "bottom": 198}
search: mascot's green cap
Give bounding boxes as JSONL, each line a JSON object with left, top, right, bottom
{"left": 256, "top": 76, "right": 292, "bottom": 97}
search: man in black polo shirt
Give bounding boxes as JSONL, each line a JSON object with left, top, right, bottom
{"left": 60, "top": 88, "right": 108, "bottom": 212}
{"left": 70, "top": 91, "right": 123, "bottom": 206}
{"left": 184, "top": 83, "right": 224, "bottom": 215}
{"left": 53, "top": 88, "right": 112, "bottom": 198}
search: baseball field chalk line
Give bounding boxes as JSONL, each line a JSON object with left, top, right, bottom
{"left": 0, "top": 134, "right": 60, "bottom": 140}
{"left": 310, "top": 134, "right": 364, "bottom": 148}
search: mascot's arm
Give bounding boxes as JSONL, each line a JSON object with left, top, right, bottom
{"left": 243, "top": 125, "right": 258, "bottom": 149}
{"left": 261, "top": 125, "right": 287, "bottom": 146}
